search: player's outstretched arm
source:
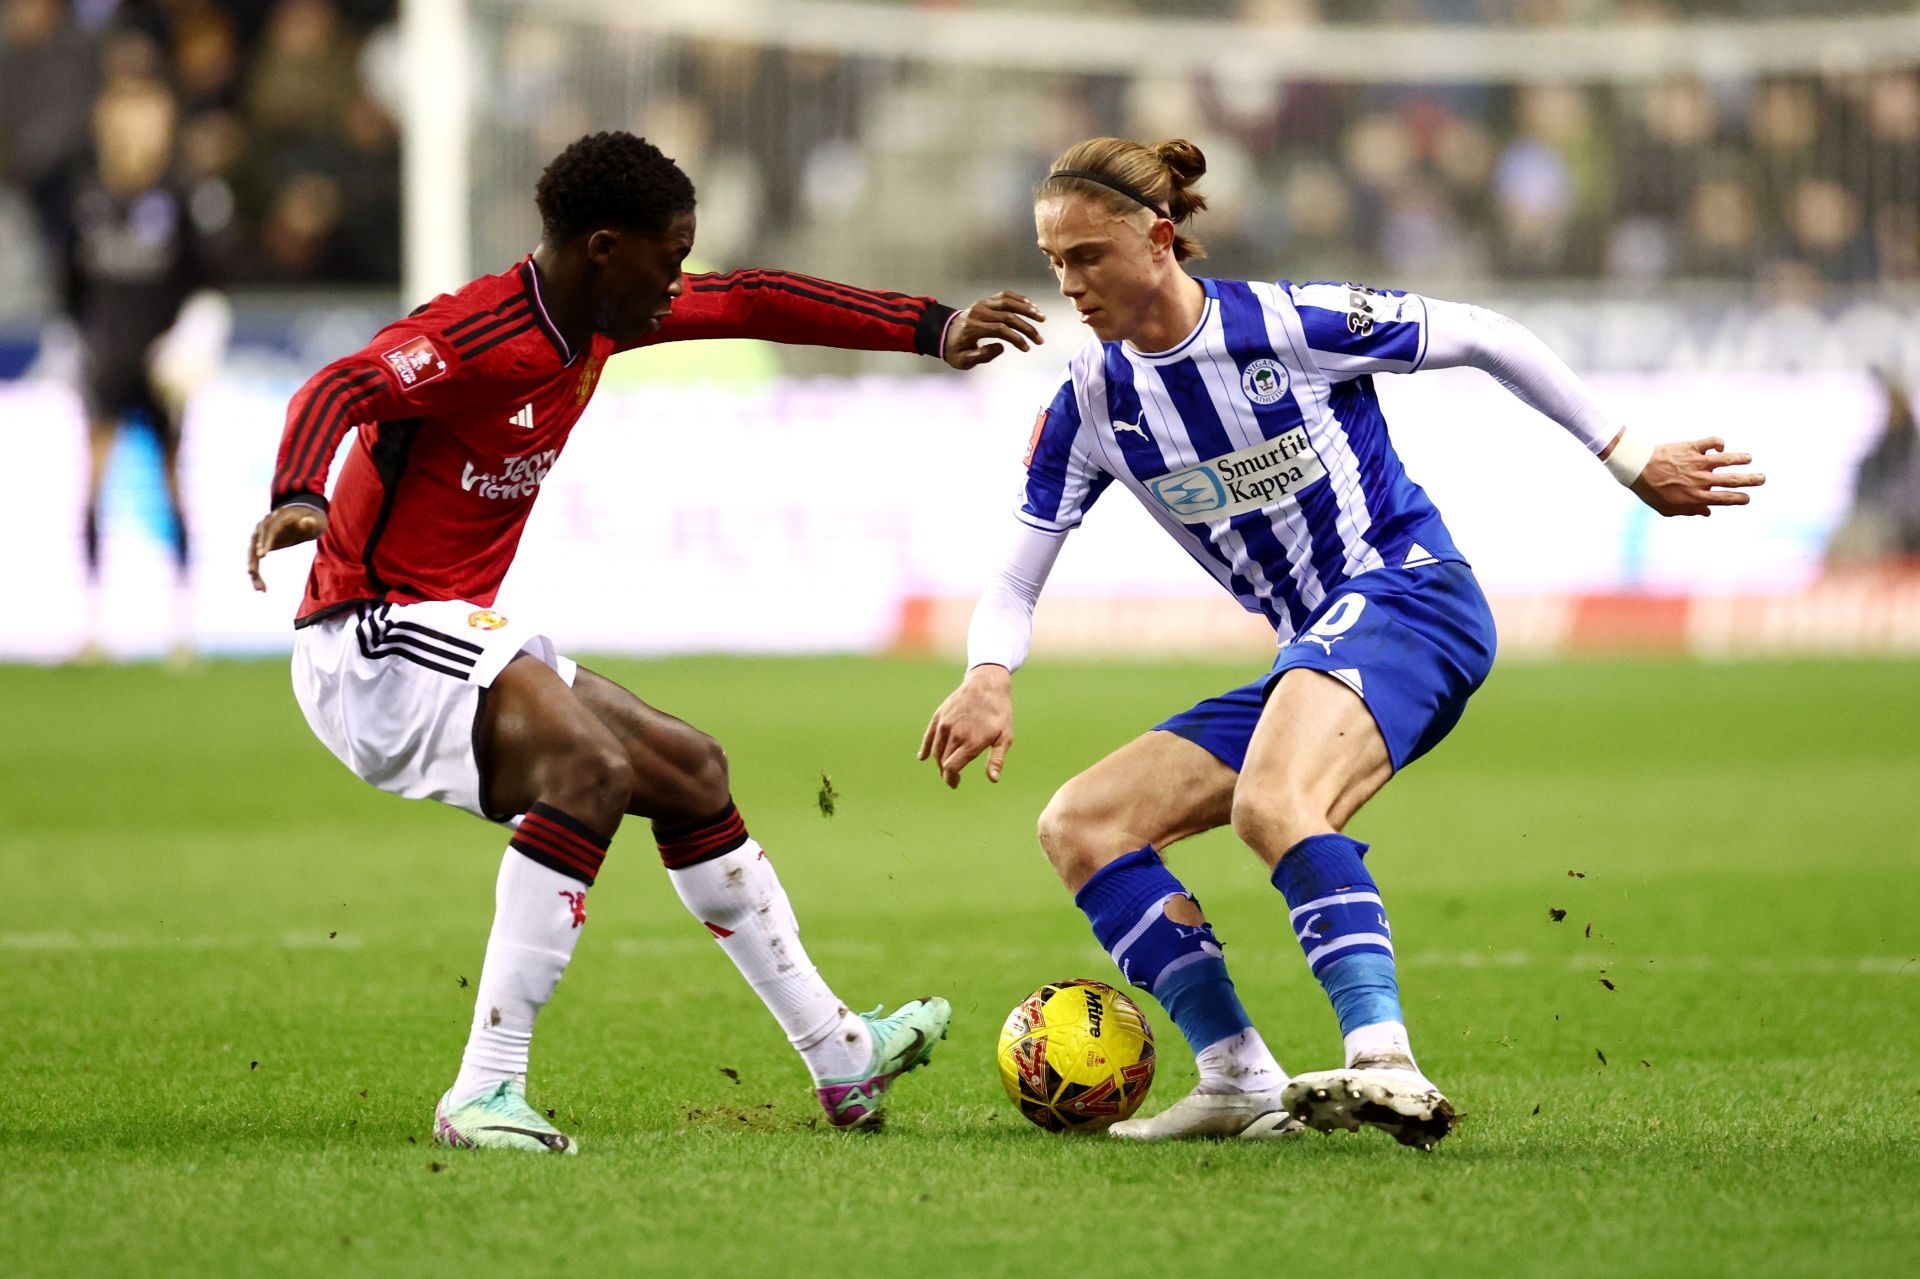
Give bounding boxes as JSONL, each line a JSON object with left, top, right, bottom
{"left": 1411, "top": 298, "right": 1765, "bottom": 514}
{"left": 1605, "top": 432, "right": 1766, "bottom": 518}
{"left": 920, "top": 664, "right": 1014, "bottom": 788}
{"left": 630, "top": 270, "right": 1043, "bottom": 365}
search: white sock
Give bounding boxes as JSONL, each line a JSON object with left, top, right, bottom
{"left": 1343, "top": 1020, "right": 1418, "bottom": 1071}
{"left": 1195, "top": 1027, "right": 1289, "bottom": 1094}
{"left": 450, "top": 850, "right": 590, "bottom": 1104}
{"left": 669, "top": 840, "right": 869, "bottom": 1082}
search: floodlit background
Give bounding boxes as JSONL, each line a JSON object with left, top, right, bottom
{"left": 3, "top": 0, "right": 1918, "bottom": 660}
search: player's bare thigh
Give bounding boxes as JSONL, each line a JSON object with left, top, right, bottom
{"left": 478, "top": 656, "right": 635, "bottom": 833}
{"left": 567, "top": 664, "right": 730, "bottom": 823}
{"left": 1231, "top": 668, "right": 1393, "bottom": 869}
{"left": 1038, "top": 729, "right": 1238, "bottom": 893}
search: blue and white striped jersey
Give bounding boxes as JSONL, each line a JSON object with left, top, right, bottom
{"left": 1020, "top": 277, "right": 1465, "bottom": 641}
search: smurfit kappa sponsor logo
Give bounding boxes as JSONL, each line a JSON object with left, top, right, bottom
{"left": 1147, "top": 427, "right": 1327, "bottom": 522}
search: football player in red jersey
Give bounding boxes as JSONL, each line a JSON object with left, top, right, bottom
{"left": 245, "top": 132, "right": 1046, "bottom": 1152}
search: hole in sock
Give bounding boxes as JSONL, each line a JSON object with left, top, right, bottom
{"left": 1163, "top": 895, "right": 1205, "bottom": 927}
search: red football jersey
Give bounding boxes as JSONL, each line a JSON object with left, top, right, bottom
{"left": 270, "top": 258, "right": 955, "bottom": 624}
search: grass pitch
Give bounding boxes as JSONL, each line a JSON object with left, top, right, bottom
{"left": 2, "top": 654, "right": 1916, "bottom": 1277}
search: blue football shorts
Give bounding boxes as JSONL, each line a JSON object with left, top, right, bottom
{"left": 1155, "top": 560, "right": 1498, "bottom": 774}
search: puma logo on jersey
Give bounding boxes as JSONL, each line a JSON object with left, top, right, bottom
{"left": 509, "top": 403, "right": 534, "bottom": 430}
{"left": 1114, "top": 414, "right": 1151, "bottom": 440}
{"left": 460, "top": 449, "right": 557, "bottom": 500}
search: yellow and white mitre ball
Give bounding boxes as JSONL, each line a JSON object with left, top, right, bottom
{"left": 997, "top": 979, "right": 1155, "bottom": 1132}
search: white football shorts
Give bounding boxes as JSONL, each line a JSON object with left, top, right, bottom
{"left": 291, "top": 600, "right": 578, "bottom": 822}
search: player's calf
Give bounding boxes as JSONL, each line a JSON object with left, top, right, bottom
{"left": 662, "top": 801, "right": 952, "bottom": 1120}
{"left": 1073, "top": 847, "right": 1290, "bottom": 1104}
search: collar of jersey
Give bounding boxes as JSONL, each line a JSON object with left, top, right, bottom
{"left": 518, "top": 256, "right": 577, "bottom": 364}
{"left": 1120, "top": 277, "right": 1216, "bottom": 365}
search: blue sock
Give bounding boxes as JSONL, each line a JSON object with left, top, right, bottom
{"left": 1271, "top": 833, "right": 1404, "bottom": 1036}
{"left": 1074, "top": 846, "right": 1253, "bottom": 1054}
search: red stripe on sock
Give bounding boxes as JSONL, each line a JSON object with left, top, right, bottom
{"left": 520, "top": 812, "right": 608, "bottom": 871}
{"left": 657, "top": 804, "right": 749, "bottom": 869}
{"left": 511, "top": 822, "right": 603, "bottom": 882}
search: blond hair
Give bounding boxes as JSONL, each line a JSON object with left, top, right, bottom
{"left": 1038, "top": 137, "right": 1209, "bottom": 261}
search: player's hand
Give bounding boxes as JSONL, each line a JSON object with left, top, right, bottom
{"left": 918, "top": 664, "right": 1015, "bottom": 788}
{"left": 1630, "top": 436, "right": 1766, "bottom": 517}
{"left": 943, "top": 291, "right": 1046, "bottom": 370}
{"left": 247, "top": 504, "right": 328, "bottom": 592}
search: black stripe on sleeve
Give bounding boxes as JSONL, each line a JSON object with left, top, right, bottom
{"left": 687, "top": 275, "right": 925, "bottom": 327}
{"left": 702, "top": 269, "right": 923, "bottom": 319}
{"left": 458, "top": 318, "right": 539, "bottom": 360}
{"left": 777, "top": 271, "right": 922, "bottom": 315}
{"left": 451, "top": 303, "right": 534, "bottom": 353}
{"left": 279, "top": 367, "right": 380, "bottom": 490}
{"left": 445, "top": 296, "right": 528, "bottom": 336}
{"left": 282, "top": 367, "right": 380, "bottom": 488}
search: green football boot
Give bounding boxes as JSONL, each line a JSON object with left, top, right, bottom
{"left": 433, "top": 1080, "right": 578, "bottom": 1154}
{"left": 814, "top": 997, "right": 952, "bottom": 1130}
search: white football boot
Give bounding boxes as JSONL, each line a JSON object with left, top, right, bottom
{"left": 1108, "top": 1086, "right": 1303, "bottom": 1141}
{"left": 1281, "top": 1056, "right": 1456, "bottom": 1151}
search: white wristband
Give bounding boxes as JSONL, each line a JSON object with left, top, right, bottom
{"left": 1603, "top": 427, "right": 1655, "bottom": 486}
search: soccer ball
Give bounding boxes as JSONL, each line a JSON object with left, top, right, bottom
{"left": 996, "top": 979, "right": 1155, "bottom": 1133}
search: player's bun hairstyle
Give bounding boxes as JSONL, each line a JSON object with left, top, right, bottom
{"left": 535, "top": 131, "right": 697, "bottom": 244}
{"left": 1039, "top": 137, "right": 1209, "bottom": 261}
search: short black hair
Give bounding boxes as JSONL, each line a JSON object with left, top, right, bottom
{"left": 535, "top": 132, "right": 696, "bottom": 243}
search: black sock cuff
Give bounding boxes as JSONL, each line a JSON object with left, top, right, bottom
{"left": 654, "top": 800, "right": 750, "bottom": 869}
{"left": 511, "top": 802, "right": 611, "bottom": 885}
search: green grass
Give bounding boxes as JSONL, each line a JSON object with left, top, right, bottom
{"left": 2, "top": 655, "right": 1917, "bottom": 1277}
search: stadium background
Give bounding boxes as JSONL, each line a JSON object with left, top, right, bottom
{"left": 4, "top": 6, "right": 1919, "bottom": 1277}
{"left": 4, "top": 0, "right": 1920, "bottom": 660}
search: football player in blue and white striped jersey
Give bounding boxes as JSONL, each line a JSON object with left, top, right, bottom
{"left": 920, "top": 136, "right": 1764, "bottom": 1148}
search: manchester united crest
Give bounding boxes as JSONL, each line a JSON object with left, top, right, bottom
{"left": 467, "top": 609, "right": 509, "bottom": 631}
{"left": 574, "top": 354, "right": 604, "bottom": 406}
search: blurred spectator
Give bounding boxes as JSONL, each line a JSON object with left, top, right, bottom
{"left": 1777, "top": 177, "right": 1873, "bottom": 286}
{"left": 66, "top": 70, "right": 230, "bottom": 658}
{"left": 1828, "top": 371, "right": 1920, "bottom": 566}
{"left": 0, "top": 0, "right": 100, "bottom": 296}
{"left": 5, "top": 0, "right": 1920, "bottom": 307}
{"left": 245, "top": 0, "right": 360, "bottom": 143}
{"left": 1680, "top": 170, "right": 1763, "bottom": 278}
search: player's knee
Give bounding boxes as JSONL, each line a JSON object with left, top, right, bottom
{"left": 680, "top": 730, "right": 730, "bottom": 813}
{"left": 558, "top": 733, "right": 634, "bottom": 823}
{"left": 1037, "top": 783, "right": 1117, "bottom": 889}
{"left": 1229, "top": 783, "right": 1321, "bottom": 863}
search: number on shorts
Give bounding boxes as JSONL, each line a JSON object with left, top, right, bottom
{"left": 1309, "top": 593, "right": 1367, "bottom": 638}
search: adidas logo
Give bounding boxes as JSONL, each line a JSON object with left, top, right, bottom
{"left": 509, "top": 403, "right": 535, "bottom": 430}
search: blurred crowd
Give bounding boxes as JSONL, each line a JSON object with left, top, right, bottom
{"left": 7, "top": 0, "right": 1919, "bottom": 309}
{"left": 554, "top": 30, "right": 1920, "bottom": 302}
{"left": 451, "top": 0, "right": 1920, "bottom": 302}
{"left": 0, "top": 0, "right": 399, "bottom": 303}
